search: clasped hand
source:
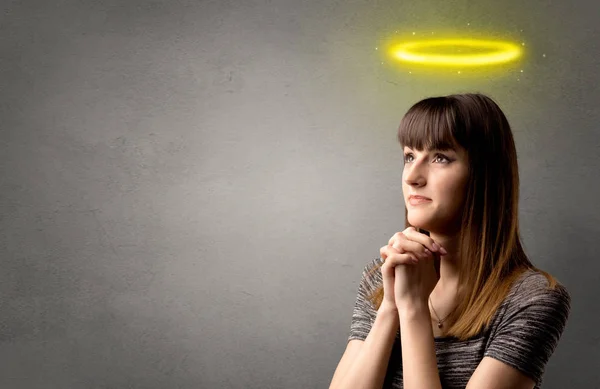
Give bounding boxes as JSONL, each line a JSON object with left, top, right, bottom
{"left": 379, "top": 227, "right": 447, "bottom": 311}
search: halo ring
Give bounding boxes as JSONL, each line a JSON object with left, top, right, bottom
{"left": 391, "top": 39, "right": 522, "bottom": 67}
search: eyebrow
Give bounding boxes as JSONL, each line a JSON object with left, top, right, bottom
{"left": 404, "top": 147, "right": 456, "bottom": 152}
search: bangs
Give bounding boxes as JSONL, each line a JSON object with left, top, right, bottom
{"left": 397, "top": 97, "right": 463, "bottom": 151}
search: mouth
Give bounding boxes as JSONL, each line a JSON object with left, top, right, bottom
{"left": 408, "top": 196, "right": 432, "bottom": 205}
{"left": 409, "top": 195, "right": 432, "bottom": 201}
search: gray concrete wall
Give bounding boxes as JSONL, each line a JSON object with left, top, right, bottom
{"left": 1, "top": 0, "right": 598, "bottom": 388}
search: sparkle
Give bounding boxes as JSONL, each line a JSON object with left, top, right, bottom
{"left": 412, "top": 32, "right": 416, "bottom": 35}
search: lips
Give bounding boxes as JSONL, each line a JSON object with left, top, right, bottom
{"left": 408, "top": 195, "right": 432, "bottom": 206}
{"left": 409, "top": 195, "right": 431, "bottom": 200}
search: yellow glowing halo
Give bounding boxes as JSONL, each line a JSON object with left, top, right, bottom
{"left": 391, "top": 39, "right": 522, "bottom": 67}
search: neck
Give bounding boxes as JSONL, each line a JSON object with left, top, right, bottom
{"left": 429, "top": 231, "right": 461, "bottom": 293}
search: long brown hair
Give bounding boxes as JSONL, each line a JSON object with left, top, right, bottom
{"left": 368, "top": 93, "right": 559, "bottom": 341}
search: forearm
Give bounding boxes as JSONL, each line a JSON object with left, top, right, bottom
{"left": 333, "top": 305, "right": 399, "bottom": 389}
{"left": 398, "top": 302, "right": 442, "bottom": 389}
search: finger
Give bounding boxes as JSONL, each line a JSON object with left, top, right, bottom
{"left": 381, "top": 245, "right": 418, "bottom": 265}
{"left": 388, "top": 231, "right": 418, "bottom": 254}
{"left": 380, "top": 245, "right": 413, "bottom": 262}
{"left": 383, "top": 239, "right": 433, "bottom": 263}
{"left": 380, "top": 244, "right": 389, "bottom": 260}
{"left": 388, "top": 228, "right": 415, "bottom": 245}
{"left": 402, "top": 227, "right": 446, "bottom": 253}
{"left": 391, "top": 237, "right": 431, "bottom": 258}
{"left": 389, "top": 231, "right": 434, "bottom": 258}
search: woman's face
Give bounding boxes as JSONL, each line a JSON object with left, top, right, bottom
{"left": 402, "top": 145, "right": 470, "bottom": 234}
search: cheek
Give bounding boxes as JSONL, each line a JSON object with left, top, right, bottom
{"left": 446, "top": 175, "right": 468, "bottom": 207}
{"left": 448, "top": 180, "right": 466, "bottom": 197}
{"left": 402, "top": 180, "right": 410, "bottom": 198}
{"left": 439, "top": 172, "right": 468, "bottom": 202}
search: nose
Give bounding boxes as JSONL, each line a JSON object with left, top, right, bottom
{"left": 403, "top": 161, "right": 426, "bottom": 187}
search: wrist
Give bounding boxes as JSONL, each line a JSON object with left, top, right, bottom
{"left": 396, "top": 299, "right": 429, "bottom": 319}
{"left": 378, "top": 302, "right": 400, "bottom": 317}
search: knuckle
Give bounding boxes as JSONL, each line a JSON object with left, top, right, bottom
{"left": 390, "top": 232, "right": 408, "bottom": 247}
{"left": 396, "top": 245, "right": 405, "bottom": 254}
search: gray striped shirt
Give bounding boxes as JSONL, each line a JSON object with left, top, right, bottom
{"left": 348, "top": 257, "right": 571, "bottom": 389}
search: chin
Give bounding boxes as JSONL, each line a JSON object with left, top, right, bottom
{"left": 407, "top": 209, "right": 447, "bottom": 231}
{"left": 407, "top": 215, "right": 434, "bottom": 231}
{"left": 408, "top": 213, "right": 460, "bottom": 236}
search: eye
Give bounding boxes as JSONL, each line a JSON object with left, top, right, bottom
{"left": 404, "top": 152, "right": 453, "bottom": 164}
{"left": 433, "top": 153, "right": 451, "bottom": 163}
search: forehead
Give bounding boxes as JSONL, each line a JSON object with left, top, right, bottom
{"left": 403, "top": 145, "right": 458, "bottom": 152}
{"left": 403, "top": 144, "right": 467, "bottom": 158}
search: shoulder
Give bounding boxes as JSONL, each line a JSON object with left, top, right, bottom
{"left": 508, "top": 269, "right": 571, "bottom": 309}
{"left": 483, "top": 269, "right": 572, "bottom": 384}
{"left": 497, "top": 268, "right": 571, "bottom": 327}
{"left": 358, "top": 257, "right": 384, "bottom": 287}
{"left": 361, "top": 256, "right": 384, "bottom": 275}
{"left": 352, "top": 257, "right": 384, "bottom": 301}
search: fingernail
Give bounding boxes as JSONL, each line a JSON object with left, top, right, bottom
{"left": 424, "top": 249, "right": 431, "bottom": 256}
{"left": 431, "top": 243, "right": 440, "bottom": 252}
{"left": 440, "top": 247, "right": 448, "bottom": 255}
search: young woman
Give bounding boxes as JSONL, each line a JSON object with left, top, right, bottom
{"left": 329, "top": 93, "right": 571, "bottom": 389}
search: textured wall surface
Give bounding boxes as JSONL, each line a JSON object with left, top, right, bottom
{"left": 1, "top": 0, "right": 598, "bottom": 388}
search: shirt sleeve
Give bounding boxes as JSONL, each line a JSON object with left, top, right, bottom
{"left": 347, "top": 257, "right": 382, "bottom": 342}
{"left": 484, "top": 274, "right": 571, "bottom": 384}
